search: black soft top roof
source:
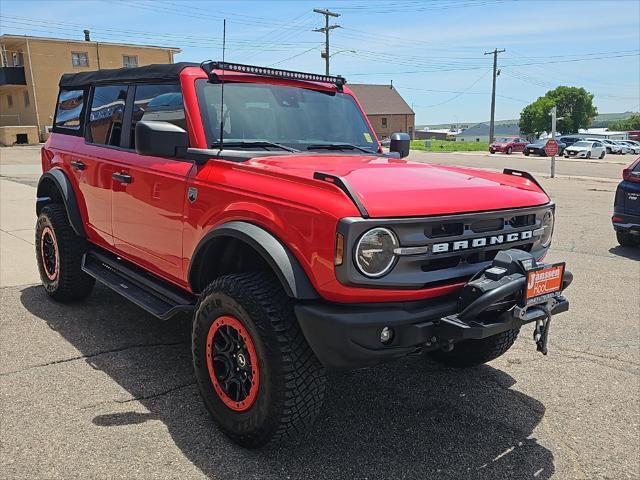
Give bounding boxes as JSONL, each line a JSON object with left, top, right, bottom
{"left": 59, "top": 62, "right": 199, "bottom": 88}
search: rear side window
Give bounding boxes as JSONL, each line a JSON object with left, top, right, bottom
{"left": 88, "top": 85, "right": 128, "bottom": 146}
{"left": 54, "top": 89, "right": 85, "bottom": 131}
{"left": 130, "top": 84, "right": 184, "bottom": 149}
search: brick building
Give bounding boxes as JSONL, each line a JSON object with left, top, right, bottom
{"left": 0, "top": 34, "right": 180, "bottom": 144}
{"left": 348, "top": 83, "right": 415, "bottom": 140}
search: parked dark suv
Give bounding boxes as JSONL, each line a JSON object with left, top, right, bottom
{"left": 613, "top": 157, "right": 640, "bottom": 247}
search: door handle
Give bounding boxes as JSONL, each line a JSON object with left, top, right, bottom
{"left": 70, "top": 160, "right": 86, "bottom": 171}
{"left": 112, "top": 172, "right": 133, "bottom": 184}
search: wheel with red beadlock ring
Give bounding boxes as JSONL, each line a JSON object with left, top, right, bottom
{"left": 192, "top": 272, "right": 326, "bottom": 448}
{"left": 35, "top": 204, "right": 95, "bottom": 301}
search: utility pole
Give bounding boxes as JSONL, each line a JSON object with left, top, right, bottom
{"left": 484, "top": 48, "right": 505, "bottom": 144}
{"left": 313, "top": 8, "right": 341, "bottom": 75}
{"left": 550, "top": 106, "right": 557, "bottom": 178}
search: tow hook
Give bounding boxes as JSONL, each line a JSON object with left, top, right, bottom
{"left": 533, "top": 314, "right": 552, "bottom": 355}
{"left": 514, "top": 298, "right": 557, "bottom": 355}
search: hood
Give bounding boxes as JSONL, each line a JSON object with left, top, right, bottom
{"left": 567, "top": 145, "right": 588, "bottom": 151}
{"left": 491, "top": 141, "right": 509, "bottom": 146}
{"left": 246, "top": 154, "right": 549, "bottom": 217}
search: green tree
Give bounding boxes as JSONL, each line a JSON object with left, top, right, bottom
{"left": 609, "top": 114, "right": 640, "bottom": 131}
{"left": 519, "top": 86, "right": 598, "bottom": 137}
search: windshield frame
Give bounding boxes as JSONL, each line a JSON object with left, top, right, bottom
{"left": 195, "top": 78, "right": 379, "bottom": 154}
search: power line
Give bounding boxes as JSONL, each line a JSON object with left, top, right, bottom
{"left": 411, "top": 70, "right": 491, "bottom": 108}
{"left": 344, "top": 52, "right": 640, "bottom": 75}
{"left": 270, "top": 44, "right": 323, "bottom": 67}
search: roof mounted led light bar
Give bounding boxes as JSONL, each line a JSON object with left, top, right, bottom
{"left": 200, "top": 61, "right": 346, "bottom": 90}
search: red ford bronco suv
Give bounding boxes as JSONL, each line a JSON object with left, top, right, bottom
{"left": 36, "top": 62, "right": 572, "bottom": 448}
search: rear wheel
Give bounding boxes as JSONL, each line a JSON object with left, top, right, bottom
{"left": 427, "top": 328, "right": 520, "bottom": 368}
{"left": 617, "top": 231, "right": 637, "bottom": 247}
{"left": 192, "top": 272, "right": 326, "bottom": 448}
{"left": 35, "top": 204, "right": 94, "bottom": 302}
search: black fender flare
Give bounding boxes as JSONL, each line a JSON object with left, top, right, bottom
{"left": 188, "top": 221, "right": 319, "bottom": 300}
{"left": 36, "top": 168, "right": 86, "bottom": 238}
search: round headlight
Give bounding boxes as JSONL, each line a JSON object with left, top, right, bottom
{"left": 540, "top": 209, "right": 555, "bottom": 247}
{"left": 354, "top": 227, "right": 398, "bottom": 278}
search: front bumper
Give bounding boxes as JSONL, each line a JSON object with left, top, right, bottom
{"left": 612, "top": 212, "right": 640, "bottom": 235}
{"left": 296, "top": 271, "right": 572, "bottom": 369}
{"left": 564, "top": 150, "right": 588, "bottom": 158}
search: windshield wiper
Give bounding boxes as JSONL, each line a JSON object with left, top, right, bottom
{"left": 306, "top": 143, "right": 376, "bottom": 154}
{"left": 217, "top": 141, "right": 299, "bottom": 152}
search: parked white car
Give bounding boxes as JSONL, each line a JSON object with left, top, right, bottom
{"left": 619, "top": 141, "right": 640, "bottom": 155}
{"left": 613, "top": 140, "right": 632, "bottom": 154}
{"left": 590, "top": 138, "right": 621, "bottom": 154}
{"left": 564, "top": 140, "right": 606, "bottom": 159}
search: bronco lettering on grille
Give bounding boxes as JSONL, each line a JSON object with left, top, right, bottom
{"left": 431, "top": 230, "right": 533, "bottom": 254}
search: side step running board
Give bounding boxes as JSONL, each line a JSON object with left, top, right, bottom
{"left": 82, "top": 250, "right": 196, "bottom": 320}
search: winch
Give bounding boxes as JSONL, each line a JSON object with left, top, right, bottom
{"left": 438, "top": 249, "right": 572, "bottom": 355}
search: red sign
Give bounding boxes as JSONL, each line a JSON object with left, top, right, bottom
{"left": 545, "top": 139, "right": 559, "bottom": 157}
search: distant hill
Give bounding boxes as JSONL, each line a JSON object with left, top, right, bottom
{"left": 417, "top": 112, "right": 639, "bottom": 131}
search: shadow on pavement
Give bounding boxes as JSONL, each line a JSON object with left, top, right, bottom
{"left": 21, "top": 284, "right": 554, "bottom": 479}
{"left": 608, "top": 245, "right": 640, "bottom": 260}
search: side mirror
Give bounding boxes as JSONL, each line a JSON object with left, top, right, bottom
{"left": 389, "top": 132, "right": 410, "bottom": 158}
{"left": 135, "top": 120, "right": 188, "bottom": 157}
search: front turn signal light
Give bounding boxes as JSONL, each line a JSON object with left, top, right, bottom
{"left": 335, "top": 233, "right": 344, "bottom": 266}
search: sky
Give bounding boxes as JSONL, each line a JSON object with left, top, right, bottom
{"left": 1, "top": 0, "right": 639, "bottom": 124}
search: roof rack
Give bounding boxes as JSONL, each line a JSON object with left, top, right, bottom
{"left": 200, "top": 61, "right": 346, "bottom": 90}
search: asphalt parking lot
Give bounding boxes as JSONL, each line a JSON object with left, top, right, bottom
{"left": 1, "top": 146, "right": 639, "bottom": 479}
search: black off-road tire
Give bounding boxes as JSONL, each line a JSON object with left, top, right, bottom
{"left": 427, "top": 328, "right": 520, "bottom": 368}
{"left": 192, "top": 272, "right": 326, "bottom": 448}
{"left": 617, "top": 231, "right": 637, "bottom": 247}
{"left": 35, "top": 204, "right": 95, "bottom": 302}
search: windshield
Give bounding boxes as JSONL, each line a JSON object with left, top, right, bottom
{"left": 196, "top": 80, "right": 377, "bottom": 152}
{"left": 496, "top": 137, "right": 512, "bottom": 142}
{"left": 573, "top": 141, "right": 592, "bottom": 147}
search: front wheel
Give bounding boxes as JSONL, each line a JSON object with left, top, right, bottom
{"left": 523, "top": 150, "right": 529, "bottom": 156}
{"left": 192, "top": 272, "right": 326, "bottom": 448}
{"left": 506, "top": 147, "right": 512, "bottom": 155}
{"left": 426, "top": 328, "right": 520, "bottom": 368}
{"left": 586, "top": 151, "right": 591, "bottom": 158}
{"left": 35, "top": 204, "right": 95, "bottom": 301}
{"left": 599, "top": 151, "right": 605, "bottom": 159}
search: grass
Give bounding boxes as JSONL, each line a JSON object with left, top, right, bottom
{"left": 410, "top": 139, "right": 489, "bottom": 152}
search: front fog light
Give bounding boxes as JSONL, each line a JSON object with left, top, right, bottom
{"left": 540, "top": 209, "right": 555, "bottom": 247}
{"left": 355, "top": 227, "right": 398, "bottom": 277}
{"left": 380, "top": 327, "right": 394, "bottom": 344}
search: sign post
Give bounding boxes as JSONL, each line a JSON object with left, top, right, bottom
{"left": 549, "top": 106, "right": 557, "bottom": 178}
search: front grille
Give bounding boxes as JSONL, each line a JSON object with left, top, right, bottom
{"left": 337, "top": 204, "right": 551, "bottom": 289}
